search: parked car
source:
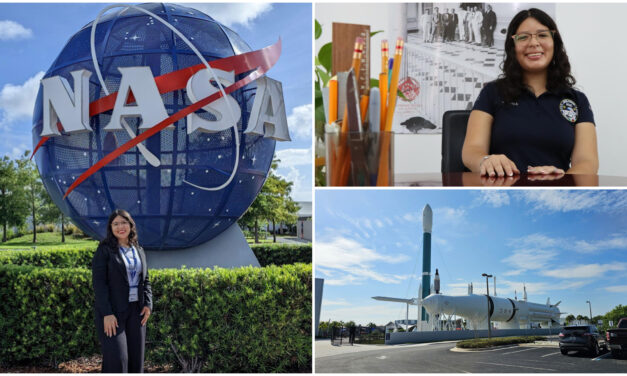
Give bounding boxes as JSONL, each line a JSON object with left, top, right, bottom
{"left": 559, "top": 325, "right": 607, "bottom": 356}
{"left": 606, "top": 318, "right": 627, "bottom": 358}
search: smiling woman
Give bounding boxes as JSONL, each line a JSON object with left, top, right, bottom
{"left": 462, "top": 8, "right": 599, "bottom": 178}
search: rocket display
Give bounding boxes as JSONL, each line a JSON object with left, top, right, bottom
{"left": 421, "top": 204, "right": 432, "bottom": 321}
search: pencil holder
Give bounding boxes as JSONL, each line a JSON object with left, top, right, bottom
{"left": 325, "top": 131, "right": 394, "bottom": 186}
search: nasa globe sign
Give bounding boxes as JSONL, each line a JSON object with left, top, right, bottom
{"left": 31, "top": 3, "right": 290, "bottom": 250}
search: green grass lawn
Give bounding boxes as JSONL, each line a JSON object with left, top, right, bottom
{"left": 0, "top": 232, "right": 97, "bottom": 250}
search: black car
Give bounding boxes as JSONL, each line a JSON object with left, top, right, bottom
{"left": 559, "top": 325, "right": 607, "bottom": 356}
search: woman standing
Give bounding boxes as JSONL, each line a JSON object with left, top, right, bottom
{"left": 462, "top": 8, "right": 598, "bottom": 177}
{"left": 92, "top": 209, "right": 152, "bottom": 373}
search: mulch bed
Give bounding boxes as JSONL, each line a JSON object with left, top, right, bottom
{"left": 0, "top": 355, "right": 173, "bottom": 373}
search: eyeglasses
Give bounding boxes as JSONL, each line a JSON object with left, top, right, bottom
{"left": 112, "top": 220, "right": 130, "bottom": 227}
{"left": 512, "top": 30, "right": 555, "bottom": 44}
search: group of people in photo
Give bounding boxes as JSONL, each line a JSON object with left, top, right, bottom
{"left": 421, "top": 4, "right": 497, "bottom": 47}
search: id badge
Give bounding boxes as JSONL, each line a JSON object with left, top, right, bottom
{"left": 129, "top": 287, "right": 139, "bottom": 302}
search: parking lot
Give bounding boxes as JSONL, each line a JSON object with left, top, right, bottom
{"left": 315, "top": 339, "right": 626, "bottom": 373}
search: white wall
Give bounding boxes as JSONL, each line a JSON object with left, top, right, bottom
{"left": 316, "top": 3, "right": 627, "bottom": 176}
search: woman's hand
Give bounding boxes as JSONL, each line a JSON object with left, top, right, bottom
{"left": 140, "top": 306, "right": 151, "bottom": 326}
{"left": 104, "top": 314, "right": 118, "bottom": 337}
{"left": 527, "top": 165, "right": 565, "bottom": 175}
{"left": 480, "top": 154, "right": 520, "bottom": 177}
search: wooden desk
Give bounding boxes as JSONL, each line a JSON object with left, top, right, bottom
{"left": 394, "top": 173, "right": 627, "bottom": 187}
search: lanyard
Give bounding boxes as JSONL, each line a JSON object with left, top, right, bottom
{"left": 119, "top": 245, "right": 138, "bottom": 281}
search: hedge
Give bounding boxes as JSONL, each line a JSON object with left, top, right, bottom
{"left": 0, "top": 247, "right": 95, "bottom": 268}
{"left": 0, "top": 243, "right": 311, "bottom": 268}
{"left": 457, "top": 335, "right": 547, "bottom": 348}
{"left": 0, "top": 263, "right": 312, "bottom": 372}
{"left": 250, "top": 243, "right": 312, "bottom": 266}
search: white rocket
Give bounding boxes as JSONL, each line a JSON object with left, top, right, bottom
{"left": 421, "top": 291, "right": 561, "bottom": 330}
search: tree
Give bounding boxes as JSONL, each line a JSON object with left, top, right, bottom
{"left": 16, "top": 152, "right": 45, "bottom": 243}
{"left": 604, "top": 304, "right": 627, "bottom": 326}
{"left": 565, "top": 314, "right": 576, "bottom": 325}
{"left": 40, "top": 189, "right": 70, "bottom": 243}
{"left": 0, "top": 155, "right": 29, "bottom": 242}
{"left": 239, "top": 158, "right": 299, "bottom": 243}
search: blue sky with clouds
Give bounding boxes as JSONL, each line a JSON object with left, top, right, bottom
{"left": 0, "top": 2, "right": 311, "bottom": 201}
{"left": 316, "top": 189, "right": 627, "bottom": 325}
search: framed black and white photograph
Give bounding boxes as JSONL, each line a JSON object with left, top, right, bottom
{"left": 394, "top": 3, "right": 555, "bottom": 134}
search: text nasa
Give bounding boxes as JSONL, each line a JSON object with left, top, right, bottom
{"left": 39, "top": 66, "right": 290, "bottom": 141}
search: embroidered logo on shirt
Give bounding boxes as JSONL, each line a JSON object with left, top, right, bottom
{"left": 559, "top": 99, "right": 578, "bottom": 123}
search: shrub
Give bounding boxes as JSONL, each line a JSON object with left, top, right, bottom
{"left": 0, "top": 247, "right": 95, "bottom": 268}
{"left": 251, "top": 243, "right": 312, "bottom": 266}
{"left": 0, "top": 263, "right": 312, "bottom": 372}
{"left": 457, "top": 335, "right": 546, "bottom": 348}
{"left": 0, "top": 243, "right": 312, "bottom": 268}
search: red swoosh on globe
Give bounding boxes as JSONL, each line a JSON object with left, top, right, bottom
{"left": 58, "top": 39, "right": 281, "bottom": 199}
{"left": 32, "top": 39, "right": 281, "bottom": 161}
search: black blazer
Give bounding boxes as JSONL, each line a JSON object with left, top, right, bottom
{"left": 92, "top": 242, "right": 152, "bottom": 317}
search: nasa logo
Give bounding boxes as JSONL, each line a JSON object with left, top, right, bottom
{"left": 559, "top": 98, "right": 578, "bottom": 123}
{"left": 32, "top": 3, "right": 290, "bottom": 250}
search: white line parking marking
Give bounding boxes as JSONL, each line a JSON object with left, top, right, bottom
{"left": 501, "top": 347, "right": 538, "bottom": 355}
{"left": 376, "top": 355, "right": 387, "bottom": 360}
{"left": 592, "top": 353, "right": 611, "bottom": 361}
{"left": 541, "top": 351, "right": 561, "bottom": 357}
{"left": 475, "top": 361, "right": 556, "bottom": 372}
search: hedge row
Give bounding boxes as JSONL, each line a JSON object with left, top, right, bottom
{"left": 0, "top": 246, "right": 95, "bottom": 268}
{"left": 457, "top": 335, "right": 547, "bottom": 348}
{"left": 0, "top": 263, "right": 312, "bottom": 372}
{"left": 0, "top": 243, "right": 311, "bottom": 268}
{"left": 250, "top": 243, "right": 312, "bottom": 266}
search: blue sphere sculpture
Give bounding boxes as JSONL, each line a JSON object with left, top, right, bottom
{"left": 32, "top": 3, "right": 276, "bottom": 250}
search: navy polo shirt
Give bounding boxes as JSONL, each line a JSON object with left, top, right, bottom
{"left": 472, "top": 81, "right": 595, "bottom": 171}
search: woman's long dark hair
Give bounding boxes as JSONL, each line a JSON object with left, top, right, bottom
{"left": 101, "top": 209, "right": 139, "bottom": 248}
{"left": 497, "top": 8, "right": 576, "bottom": 103}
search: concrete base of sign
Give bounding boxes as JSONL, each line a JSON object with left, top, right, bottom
{"left": 145, "top": 223, "right": 260, "bottom": 269}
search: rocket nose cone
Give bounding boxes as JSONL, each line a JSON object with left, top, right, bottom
{"left": 422, "top": 294, "right": 439, "bottom": 314}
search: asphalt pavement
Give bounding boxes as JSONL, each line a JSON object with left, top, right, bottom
{"left": 315, "top": 339, "right": 627, "bottom": 373}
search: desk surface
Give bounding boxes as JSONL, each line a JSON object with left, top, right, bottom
{"left": 394, "top": 173, "right": 627, "bottom": 187}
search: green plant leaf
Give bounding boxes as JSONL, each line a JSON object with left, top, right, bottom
{"left": 315, "top": 20, "right": 322, "bottom": 40}
{"left": 317, "top": 42, "right": 332, "bottom": 74}
{"left": 315, "top": 68, "right": 331, "bottom": 87}
{"left": 370, "top": 30, "right": 384, "bottom": 37}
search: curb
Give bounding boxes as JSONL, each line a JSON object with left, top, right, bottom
{"left": 451, "top": 341, "right": 559, "bottom": 352}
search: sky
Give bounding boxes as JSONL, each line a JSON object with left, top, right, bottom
{"left": 316, "top": 189, "right": 627, "bottom": 326}
{"left": 0, "top": 2, "right": 312, "bottom": 201}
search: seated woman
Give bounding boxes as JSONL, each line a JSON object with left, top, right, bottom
{"left": 462, "top": 8, "right": 598, "bottom": 177}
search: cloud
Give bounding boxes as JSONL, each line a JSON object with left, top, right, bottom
{"left": 286, "top": 104, "right": 312, "bottom": 141}
{"left": 499, "top": 279, "right": 589, "bottom": 297}
{"left": 517, "top": 190, "right": 627, "bottom": 213}
{"left": 507, "top": 232, "right": 627, "bottom": 254}
{"left": 605, "top": 285, "right": 627, "bottom": 293}
{"left": 573, "top": 237, "right": 627, "bottom": 253}
{"left": 324, "top": 299, "right": 351, "bottom": 306}
{"left": 321, "top": 303, "right": 410, "bottom": 326}
{"left": 434, "top": 207, "right": 466, "bottom": 226}
{"left": 0, "top": 20, "right": 33, "bottom": 40}
{"left": 275, "top": 147, "right": 311, "bottom": 168}
{"left": 475, "top": 191, "right": 510, "bottom": 207}
{"left": 501, "top": 248, "right": 557, "bottom": 271}
{"left": 185, "top": 3, "right": 272, "bottom": 28}
{"left": 542, "top": 263, "right": 627, "bottom": 279}
{"left": 0, "top": 71, "right": 44, "bottom": 129}
{"left": 316, "top": 236, "right": 410, "bottom": 285}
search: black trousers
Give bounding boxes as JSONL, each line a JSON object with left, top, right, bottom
{"left": 96, "top": 302, "right": 146, "bottom": 373}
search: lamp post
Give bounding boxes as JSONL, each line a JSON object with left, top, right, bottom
{"left": 482, "top": 273, "right": 493, "bottom": 339}
{"left": 586, "top": 300, "right": 593, "bottom": 324}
